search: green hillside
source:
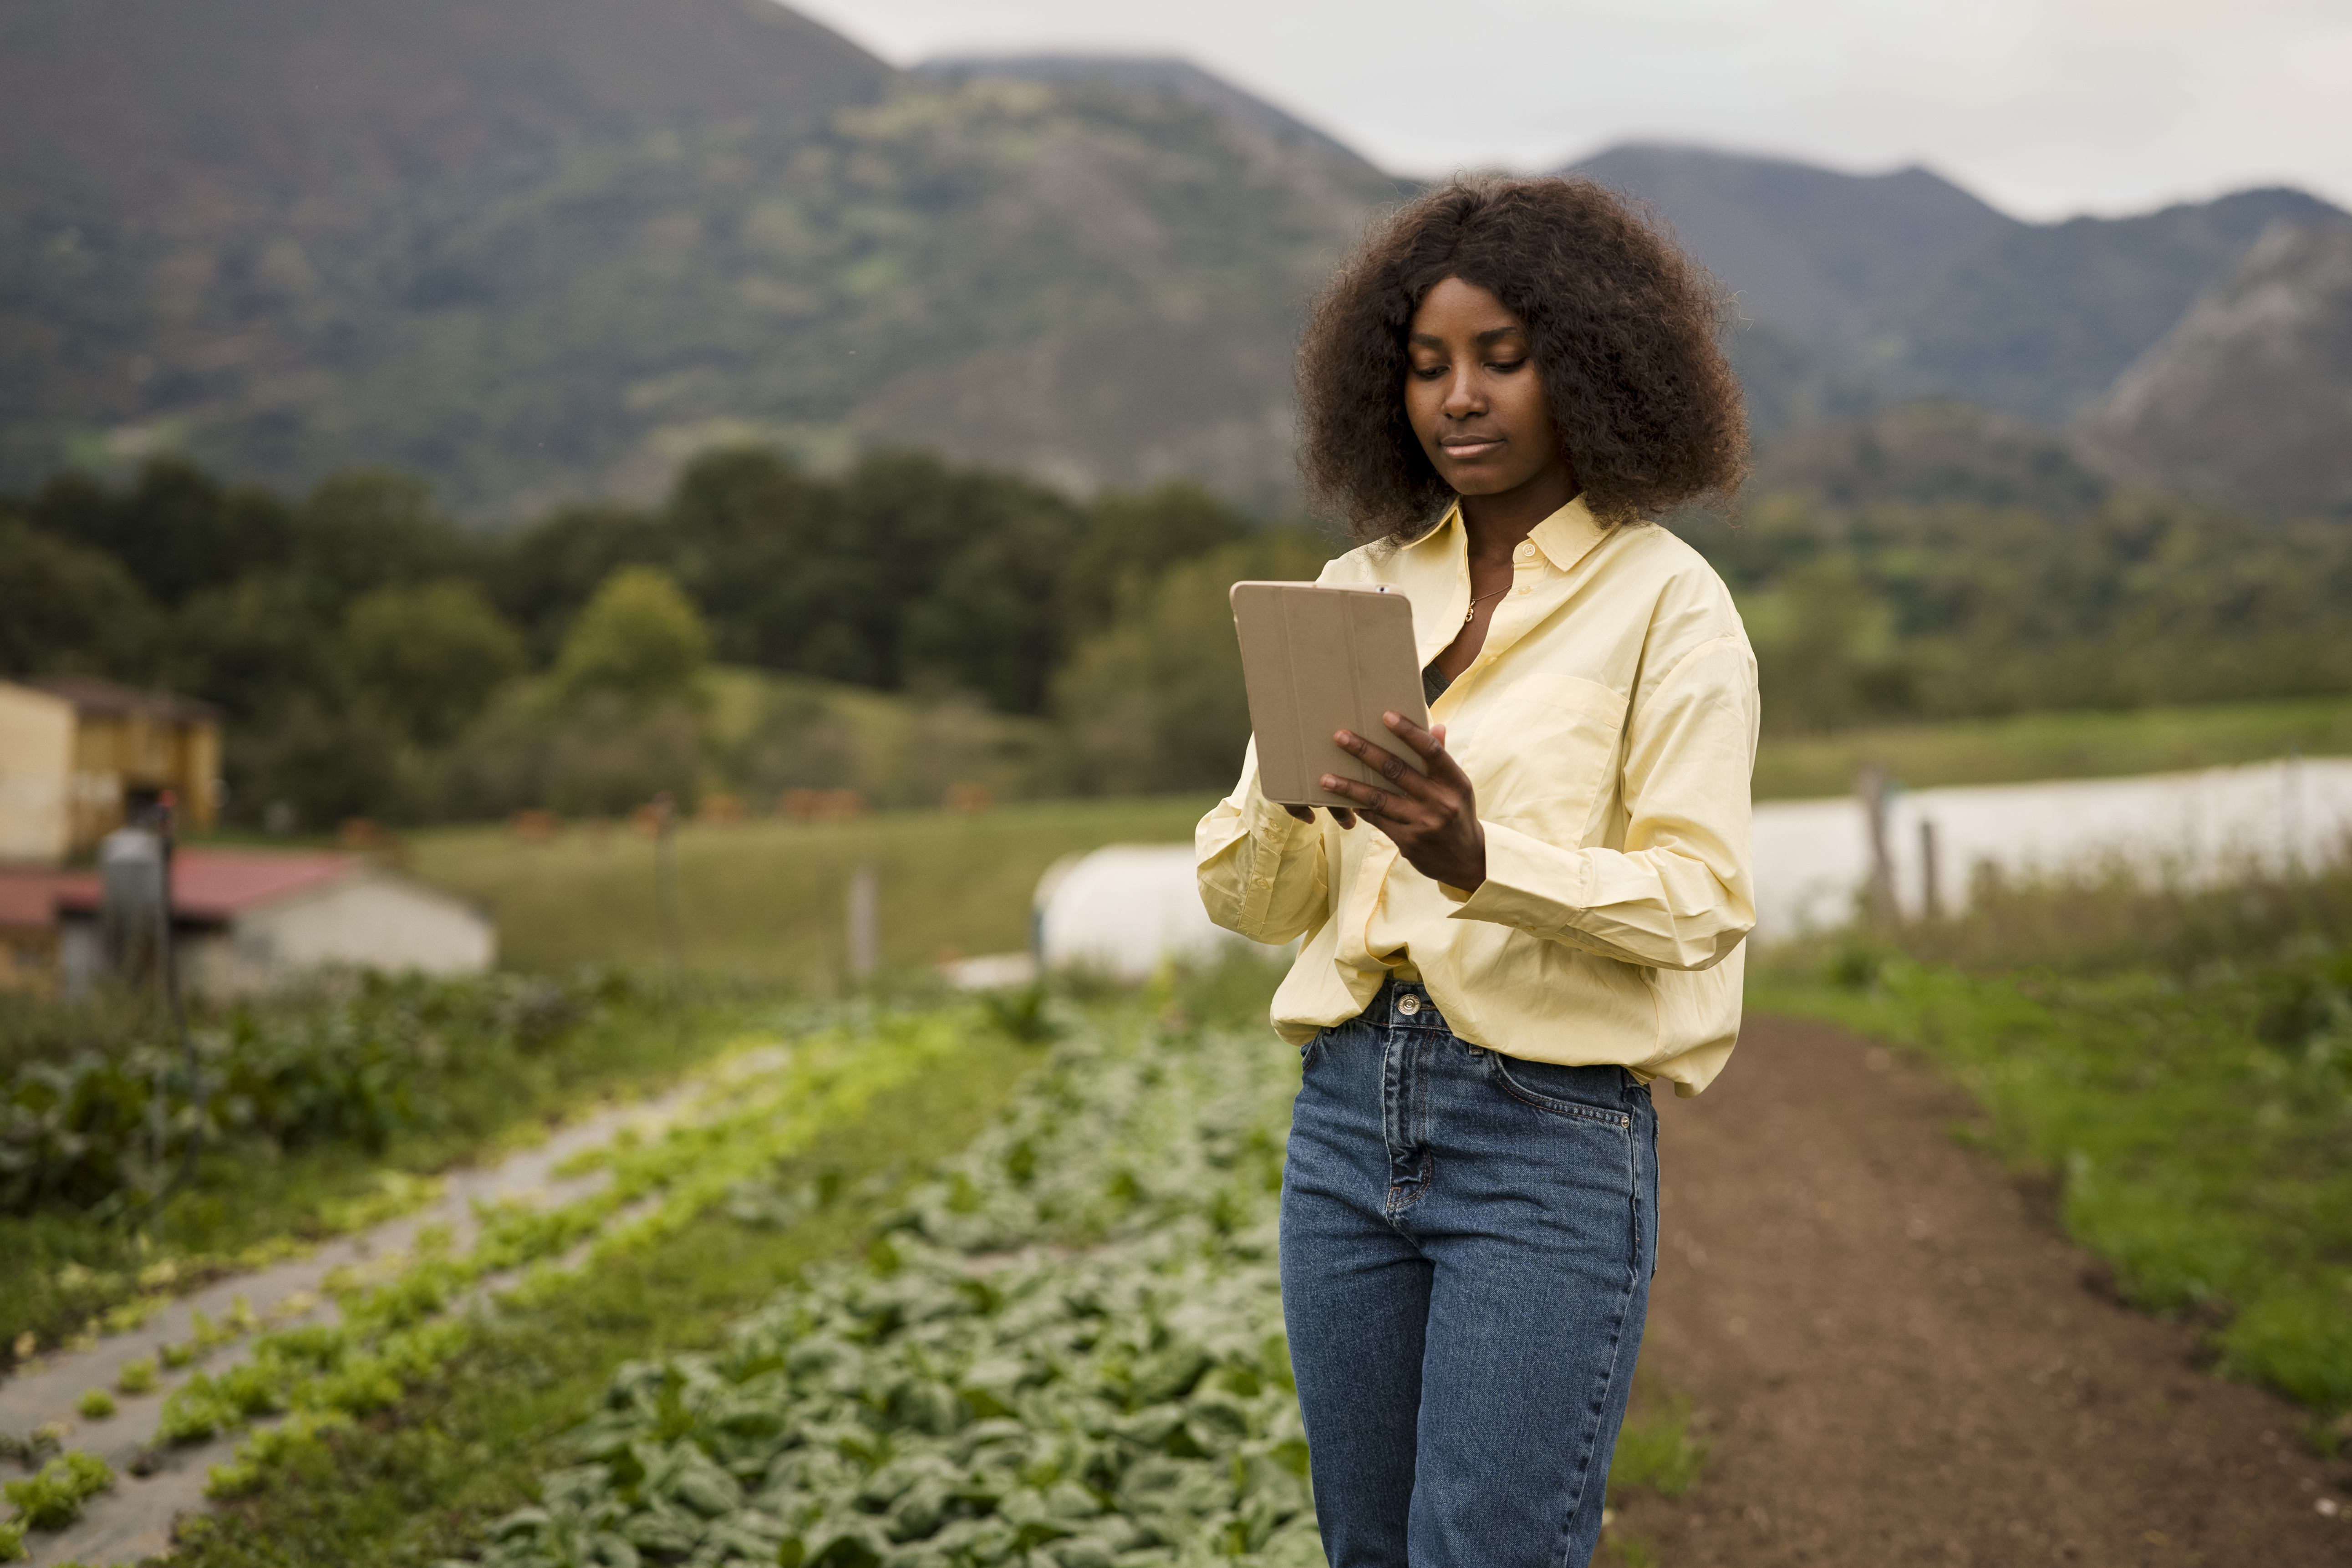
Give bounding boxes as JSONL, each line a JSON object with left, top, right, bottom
{"left": 0, "top": 2, "right": 1399, "bottom": 519}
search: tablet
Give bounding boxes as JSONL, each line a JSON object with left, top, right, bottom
{"left": 1229, "top": 581, "right": 1431, "bottom": 809}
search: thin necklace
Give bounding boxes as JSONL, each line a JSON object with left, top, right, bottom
{"left": 1464, "top": 584, "right": 1510, "bottom": 624}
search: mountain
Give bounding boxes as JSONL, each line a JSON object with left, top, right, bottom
{"left": 2084, "top": 222, "right": 2352, "bottom": 512}
{"left": 1745, "top": 399, "right": 2114, "bottom": 518}
{"left": 1864, "top": 188, "right": 2347, "bottom": 420}
{"left": 0, "top": 11, "right": 1398, "bottom": 519}
{"left": 1568, "top": 144, "right": 2018, "bottom": 338}
{"left": 913, "top": 55, "right": 1362, "bottom": 165}
{"left": 1567, "top": 144, "right": 2350, "bottom": 440}
{"left": 8, "top": 6, "right": 2345, "bottom": 522}
{"left": 0, "top": 0, "right": 887, "bottom": 220}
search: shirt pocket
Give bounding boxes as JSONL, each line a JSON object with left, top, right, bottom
{"left": 1469, "top": 672, "right": 1626, "bottom": 848}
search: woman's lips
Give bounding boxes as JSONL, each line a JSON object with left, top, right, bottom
{"left": 1440, "top": 438, "right": 1505, "bottom": 459}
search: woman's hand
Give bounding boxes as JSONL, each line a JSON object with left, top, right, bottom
{"left": 1312, "top": 712, "right": 1487, "bottom": 891}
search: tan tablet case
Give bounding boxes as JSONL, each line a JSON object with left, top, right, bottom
{"left": 1229, "top": 581, "right": 1430, "bottom": 808}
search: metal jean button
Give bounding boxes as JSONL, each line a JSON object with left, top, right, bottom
{"left": 1397, "top": 994, "right": 1421, "bottom": 1015}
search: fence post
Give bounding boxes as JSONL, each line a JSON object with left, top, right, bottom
{"left": 1857, "top": 763, "right": 1896, "bottom": 928}
{"left": 653, "top": 792, "right": 682, "bottom": 986}
{"left": 847, "top": 862, "right": 880, "bottom": 984}
{"left": 1919, "top": 817, "right": 1941, "bottom": 921}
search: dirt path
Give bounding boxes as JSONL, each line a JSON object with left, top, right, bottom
{"left": 1611, "top": 1015, "right": 2351, "bottom": 1567}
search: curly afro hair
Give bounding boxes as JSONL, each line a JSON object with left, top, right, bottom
{"left": 1297, "top": 176, "right": 1748, "bottom": 540}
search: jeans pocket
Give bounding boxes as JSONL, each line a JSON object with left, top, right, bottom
{"left": 1482, "top": 1052, "right": 1634, "bottom": 1128}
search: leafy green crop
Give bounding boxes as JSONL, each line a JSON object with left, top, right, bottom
{"left": 0, "top": 971, "right": 619, "bottom": 1217}
{"left": 181, "top": 1009, "right": 975, "bottom": 1497}
{"left": 442, "top": 1009, "right": 1320, "bottom": 1568}
{"left": 1, "top": 1450, "right": 113, "bottom": 1534}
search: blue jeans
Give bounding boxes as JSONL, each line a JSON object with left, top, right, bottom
{"left": 1280, "top": 978, "right": 1658, "bottom": 1568}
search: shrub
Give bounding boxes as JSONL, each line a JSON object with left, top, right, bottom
{"left": 0, "top": 973, "right": 620, "bottom": 1217}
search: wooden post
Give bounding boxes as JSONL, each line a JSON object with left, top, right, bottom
{"left": 1919, "top": 817, "right": 1941, "bottom": 921}
{"left": 1857, "top": 764, "right": 1895, "bottom": 928}
{"left": 847, "top": 862, "right": 880, "bottom": 983}
{"left": 653, "top": 792, "right": 682, "bottom": 985}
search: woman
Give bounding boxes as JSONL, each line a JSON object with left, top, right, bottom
{"left": 1196, "top": 177, "right": 1757, "bottom": 1568}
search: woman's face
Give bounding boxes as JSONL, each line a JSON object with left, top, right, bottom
{"left": 1404, "top": 277, "right": 1573, "bottom": 503}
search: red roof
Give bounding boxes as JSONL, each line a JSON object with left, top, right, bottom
{"left": 42, "top": 849, "right": 363, "bottom": 922}
{"left": 0, "top": 871, "right": 92, "bottom": 931}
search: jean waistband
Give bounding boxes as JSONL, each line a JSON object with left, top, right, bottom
{"left": 1368, "top": 975, "right": 1452, "bottom": 1033}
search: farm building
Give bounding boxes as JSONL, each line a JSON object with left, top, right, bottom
{"left": 0, "top": 848, "right": 494, "bottom": 997}
{"left": 0, "top": 676, "right": 221, "bottom": 865}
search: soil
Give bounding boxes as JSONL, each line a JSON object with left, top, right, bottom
{"left": 1610, "top": 1014, "right": 2352, "bottom": 1567}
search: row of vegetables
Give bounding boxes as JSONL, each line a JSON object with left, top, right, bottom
{"left": 0, "top": 1009, "right": 974, "bottom": 1562}
{"left": 443, "top": 1008, "right": 1319, "bottom": 1568}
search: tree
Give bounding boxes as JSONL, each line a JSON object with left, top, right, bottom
{"left": 489, "top": 501, "right": 672, "bottom": 662}
{"left": 552, "top": 566, "right": 711, "bottom": 709}
{"left": 1054, "top": 531, "right": 1332, "bottom": 794}
{"left": 294, "top": 471, "right": 472, "bottom": 605}
{"left": 0, "top": 515, "right": 162, "bottom": 678}
{"left": 1061, "top": 481, "right": 1252, "bottom": 641}
{"left": 340, "top": 580, "right": 526, "bottom": 745}
{"left": 25, "top": 458, "right": 295, "bottom": 608}
{"left": 167, "top": 575, "right": 339, "bottom": 723}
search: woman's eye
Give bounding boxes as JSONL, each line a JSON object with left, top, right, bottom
{"left": 1490, "top": 358, "right": 1528, "bottom": 373}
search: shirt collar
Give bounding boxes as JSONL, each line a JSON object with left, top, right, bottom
{"left": 1529, "top": 493, "right": 1609, "bottom": 571}
{"left": 1401, "top": 493, "right": 1610, "bottom": 573}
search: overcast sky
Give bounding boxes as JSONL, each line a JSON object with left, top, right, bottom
{"left": 788, "top": 0, "right": 2350, "bottom": 220}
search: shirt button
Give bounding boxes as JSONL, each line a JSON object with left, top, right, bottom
{"left": 1397, "top": 994, "right": 1421, "bottom": 1015}
{"left": 1514, "top": 542, "right": 1535, "bottom": 561}
{"left": 1515, "top": 585, "right": 1530, "bottom": 595}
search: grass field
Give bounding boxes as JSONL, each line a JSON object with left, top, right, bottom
{"left": 1750, "top": 692, "right": 2352, "bottom": 799}
{"left": 406, "top": 795, "right": 1218, "bottom": 983}
{"left": 394, "top": 693, "right": 2352, "bottom": 982}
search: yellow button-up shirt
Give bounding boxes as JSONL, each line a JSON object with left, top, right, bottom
{"left": 1195, "top": 495, "right": 1759, "bottom": 1096}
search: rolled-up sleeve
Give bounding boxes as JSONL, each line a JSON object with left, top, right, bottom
{"left": 1445, "top": 635, "right": 1757, "bottom": 971}
{"left": 1196, "top": 738, "right": 1329, "bottom": 945}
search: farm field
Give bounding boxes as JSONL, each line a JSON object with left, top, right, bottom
{"left": 13, "top": 702, "right": 2352, "bottom": 1563}
{"left": 10, "top": 961, "right": 2342, "bottom": 1566}
{"left": 1747, "top": 692, "right": 2352, "bottom": 800}
{"left": 394, "top": 693, "right": 2352, "bottom": 981}
{"left": 405, "top": 797, "right": 1219, "bottom": 982}
{"left": 1, "top": 992, "right": 1052, "bottom": 1566}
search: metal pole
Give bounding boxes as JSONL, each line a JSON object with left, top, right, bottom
{"left": 159, "top": 792, "right": 203, "bottom": 1214}
{"left": 654, "top": 791, "right": 682, "bottom": 988}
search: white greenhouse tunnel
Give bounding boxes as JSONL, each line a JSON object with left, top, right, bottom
{"left": 1027, "top": 758, "right": 2352, "bottom": 979}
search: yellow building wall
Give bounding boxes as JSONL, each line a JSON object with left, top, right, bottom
{"left": 64, "top": 710, "right": 221, "bottom": 847}
{"left": 0, "top": 683, "right": 74, "bottom": 864}
{"left": 181, "top": 720, "right": 221, "bottom": 829}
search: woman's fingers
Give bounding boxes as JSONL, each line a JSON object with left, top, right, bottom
{"left": 1317, "top": 773, "right": 1395, "bottom": 819}
{"left": 1331, "top": 728, "right": 1436, "bottom": 800}
{"left": 1383, "top": 711, "right": 1476, "bottom": 792}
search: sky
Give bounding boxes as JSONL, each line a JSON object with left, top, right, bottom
{"left": 787, "top": 0, "right": 2352, "bottom": 220}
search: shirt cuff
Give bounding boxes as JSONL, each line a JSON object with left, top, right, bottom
{"left": 1445, "top": 821, "right": 1594, "bottom": 932}
{"left": 1236, "top": 766, "right": 1316, "bottom": 875}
